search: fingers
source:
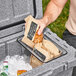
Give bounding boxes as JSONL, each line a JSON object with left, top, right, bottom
{"left": 38, "top": 25, "right": 45, "bottom": 35}
{"left": 25, "top": 19, "right": 46, "bottom": 35}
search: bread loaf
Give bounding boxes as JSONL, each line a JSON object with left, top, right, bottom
{"left": 34, "top": 43, "right": 54, "bottom": 62}
{"left": 33, "top": 30, "right": 43, "bottom": 44}
{"left": 42, "top": 39, "right": 61, "bottom": 57}
{"left": 30, "top": 55, "right": 43, "bottom": 68}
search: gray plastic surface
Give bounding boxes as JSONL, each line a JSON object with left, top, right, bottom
{"left": 0, "top": 0, "right": 43, "bottom": 38}
{"left": 0, "top": 23, "right": 24, "bottom": 38}
{"left": 0, "top": 28, "right": 76, "bottom": 76}
{"left": 0, "top": 31, "right": 24, "bottom": 60}
{"left": 0, "top": 0, "right": 42, "bottom": 28}
{"left": 0, "top": 43, "right": 6, "bottom": 61}
{"left": 7, "top": 39, "right": 22, "bottom": 56}
{"left": 19, "top": 28, "right": 76, "bottom": 76}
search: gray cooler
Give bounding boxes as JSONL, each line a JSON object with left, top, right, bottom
{"left": 0, "top": 0, "right": 76, "bottom": 76}
{"left": 20, "top": 28, "right": 76, "bottom": 76}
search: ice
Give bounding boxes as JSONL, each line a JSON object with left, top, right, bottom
{"left": 0, "top": 55, "right": 32, "bottom": 76}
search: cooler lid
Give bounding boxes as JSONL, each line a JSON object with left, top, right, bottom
{"left": 0, "top": 0, "right": 37, "bottom": 29}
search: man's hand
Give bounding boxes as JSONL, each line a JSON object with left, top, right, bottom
{"left": 36, "top": 18, "right": 47, "bottom": 35}
{"left": 37, "top": 0, "right": 67, "bottom": 35}
{"left": 25, "top": 18, "right": 46, "bottom": 35}
{"left": 25, "top": 0, "right": 67, "bottom": 35}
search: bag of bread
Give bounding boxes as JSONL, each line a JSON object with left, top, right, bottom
{"left": 30, "top": 55, "right": 43, "bottom": 68}
{"left": 30, "top": 30, "right": 44, "bottom": 68}
{"left": 22, "top": 15, "right": 41, "bottom": 48}
{"left": 30, "top": 40, "right": 61, "bottom": 67}
{"left": 33, "top": 43, "right": 54, "bottom": 62}
{"left": 42, "top": 39, "right": 61, "bottom": 58}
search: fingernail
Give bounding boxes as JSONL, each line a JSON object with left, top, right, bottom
{"left": 38, "top": 31, "right": 40, "bottom": 35}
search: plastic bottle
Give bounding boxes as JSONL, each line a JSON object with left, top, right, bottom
{"left": 0, "top": 61, "right": 8, "bottom": 76}
{"left": 0, "top": 72, "right": 8, "bottom": 76}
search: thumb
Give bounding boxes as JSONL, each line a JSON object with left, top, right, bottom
{"left": 38, "top": 26, "right": 45, "bottom": 35}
